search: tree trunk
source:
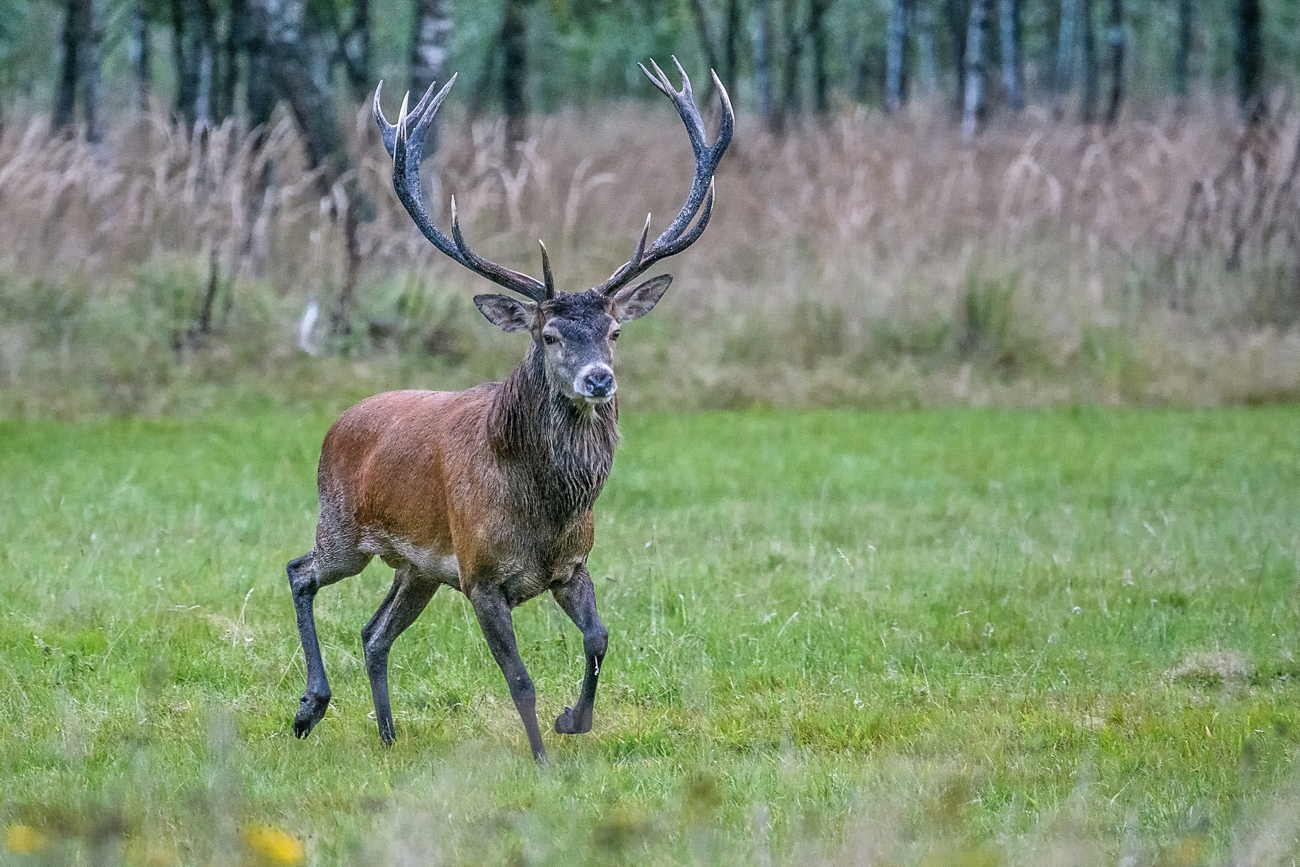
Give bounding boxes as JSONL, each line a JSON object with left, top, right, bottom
{"left": 1104, "top": 0, "right": 1123, "bottom": 125}
{"left": 172, "top": 0, "right": 215, "bottom": 126}
{"left": 998, "top": 0, "right": 1022, "bottom": 114}
{"left": 214, "top": 0, "right": 246, "bottom": 122}
{"left": 1053, "top": 0, "right": 1076, "bottom": 118}
{"left": 724, "top": 0, "right": 741, "bottom": 87}
{"left": 499, "top": 0, "right": 528, "bottom": 158}
{"left": 1173, "top": 0, "right": 1191, "bottom": 111}
{"left": 944, "top": 0, "right": 971, "bottom": 114}
{"left": 409, "top": 0, "right": 452, "bottom": 154}
{"left": 961, "top": 0, "right": 988, "bottom": 143}
{"left": 688, "top": 0, "right": 720, "bottom": 86}
{"left": 915, "top": 0, "right": 938, "bottom": 96}
{"left": 128, "top": 0, "right": 151, "bottom": 112}
{"left": 885, "top": 0, "right": 910, "bottom": 114}
{"left": 79, "top": 0, "right": 104, "bottom": 142}
{"left": 1236, "top": 0, "right": 1263, "bottom": 124}
{"left": 55, "top": 0, "right": 86, "bottom": 132}
{"left": 778, "top": 0, "right": 804, "bottom": 133}
{"left": 342, "top": 0, "right": 370, "bottom": 104}
{"left": 54, "top": 0, "right": 104, "bottom": 141}
{"left": 1079, "top": 0, "right": 1097, "bottom": 123}
{"left": 251, "top": 0, "right": 364, "bottom": 336}
{"left": 750, "top": 0, "right": 776, "bottom": 130}
{"left": 808, "top": 0, "right": 831, "bottom": 114}
{"left": 246, "top": 13, "right": 274, "bottom": 132}
{"left": 410, "top": 0, "right": 452, "bottom": 98}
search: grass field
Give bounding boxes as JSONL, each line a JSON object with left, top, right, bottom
{"left": 1, "top": 407, "right": 1298, "bottom": 865}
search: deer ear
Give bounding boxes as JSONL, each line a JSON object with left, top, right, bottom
{"left": 474, "top": 294, "right": 535, "bottom": 333}
{"left": 612, "top": 275, "right": 672, "bottom": 322}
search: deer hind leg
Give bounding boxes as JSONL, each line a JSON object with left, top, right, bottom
{"left": 469, "top": 582, "right": 547, "bottom": 762}
{"left": 288, "top": 546, "right": 370, "bottom": 738}
{"left": 552, "top": 567, "right": 608, "bottom": 736}
{"left": 361, "top": 564, "right": 439, "bottom": 746}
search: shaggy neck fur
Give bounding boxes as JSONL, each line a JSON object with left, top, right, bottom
{"left": 489, "top": 343, "right": 620, "bottom": 522}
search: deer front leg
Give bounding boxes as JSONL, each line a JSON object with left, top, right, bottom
{"left": 469, "top": 583, "right": 547, "bottom": 762}
{"left": 552, "top": 567, "right": 608, "bottom": 736}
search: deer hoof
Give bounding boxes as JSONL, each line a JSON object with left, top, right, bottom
{"left": 294, "top": 693, "right": 330, "bottom": 738}
{"left": 554, "top": 706, "right": 592, "bottom": 735}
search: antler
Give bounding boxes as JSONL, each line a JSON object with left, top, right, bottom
{"left": 592, "top": 57, "right": 734, "bottom": 296}
{"left": 374, "top": 77, "right": 554, "bottom": 302}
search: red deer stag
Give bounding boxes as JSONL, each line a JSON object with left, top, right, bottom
{"left": 286, "top": 59, "right": 733, "bottom": 761}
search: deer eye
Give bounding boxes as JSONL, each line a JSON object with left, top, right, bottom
{"left": 611, "top": 329, "right": 621, "bottom": 341}
{"left": 543, "top": 333, "right": 559, "bottom": 346}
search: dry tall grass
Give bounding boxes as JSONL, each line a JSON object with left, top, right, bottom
{"left": 2, "top": 98, "right": 1300, "bottom": 415}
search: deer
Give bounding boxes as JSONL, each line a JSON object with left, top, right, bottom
{"left": 285, "top": 59, "right": 733, "bottom": 762}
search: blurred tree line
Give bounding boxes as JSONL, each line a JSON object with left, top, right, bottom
{"left": 5, "top": 0, "right": 1297, "bottom": 142}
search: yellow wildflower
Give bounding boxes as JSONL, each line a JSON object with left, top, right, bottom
{"left": 3, "top": 824, "right": 46, "bottom": 855}
{"left": 240, "top": 824, "right": 306, "bottom": 866}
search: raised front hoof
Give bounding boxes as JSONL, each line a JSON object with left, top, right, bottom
{"left": 293, "top": 693, "right": 330, "bottom": 738}
{"left": 554, "top": 706, "right": 592, "bottom": 735}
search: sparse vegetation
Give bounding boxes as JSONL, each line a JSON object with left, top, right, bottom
{"left": 5, "top": 101, "right": 1300, "bottom": 417}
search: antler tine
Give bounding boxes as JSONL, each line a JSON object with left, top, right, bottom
{"left": 373, "top": 81, "right": 396, "bottom": 155}
{"left": 670, "top": 56, "right": 694, "bottom": 100}
{"left": 595, "top": 61, "right": 733, "bottom": 296}
{"left": 449, "top": 196, "right": 549, "bottom": 301}
{"left": 379, "top": 76, "right": 548, "bottom": 302}
{"left": 638, "top": 60, "right": 672, "bottom": 98}
{"left": 396, "top": 91, "right": 411, "bottom": 143}
{"left": 538, "top": 240, "right": 555, "bottom": 299}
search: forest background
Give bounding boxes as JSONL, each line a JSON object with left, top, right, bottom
{"left": 0, "top": 0, "right": 1298, "bottom": 415}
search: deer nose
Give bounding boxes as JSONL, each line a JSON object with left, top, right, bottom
{"left": 583, "top": 369, "right": 615, "bottom": 398}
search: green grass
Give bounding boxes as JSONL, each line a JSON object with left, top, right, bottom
{"left": 1, "top": 407, "right": 1298, "bottom": 865}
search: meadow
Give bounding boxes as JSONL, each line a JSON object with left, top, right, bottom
{"left": 1, "top": 405, "right": 1297, "bottom": 865}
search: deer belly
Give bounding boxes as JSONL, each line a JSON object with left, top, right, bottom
{"left": 359, "top": 529, "right": 460, "bottom": 587}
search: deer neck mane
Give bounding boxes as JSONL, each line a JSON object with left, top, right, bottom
{"left": 489, "top": 344, "right": 620, "bottom": 520}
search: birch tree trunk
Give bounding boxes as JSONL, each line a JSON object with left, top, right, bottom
{"left": 1104, "top": 0, "right": 1123, "bottom": 125}
{"left": 961, "top": 0, "right": 988, "bottom": 143}
{"left": 997, "top": 0, "right": 1022, "bottom": 114}
{"left": 409, "top": 0, "right": 452, "bottom": 154}
{"left": 885, "top": 0, "right": 910, "bottom": 114}
{"left": 251, "top": 0, "right": 363, "bottom": 336}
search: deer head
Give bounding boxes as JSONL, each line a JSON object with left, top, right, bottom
{"left": 373, "top": 58, "right": 734, "bottom": 408}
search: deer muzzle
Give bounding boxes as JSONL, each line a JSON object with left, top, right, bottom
{"left": 575, "top": 364, "right": 617, "bottom": 403}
